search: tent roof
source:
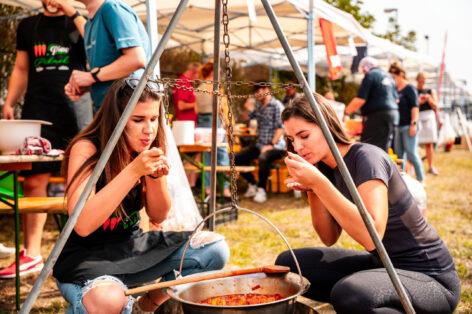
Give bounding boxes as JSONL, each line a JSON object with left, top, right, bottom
{"left": 151, "top": 0, "right": 369, "bottom": 55}
{"left": 1, "top": 0, "right": 369, "bottom": 53}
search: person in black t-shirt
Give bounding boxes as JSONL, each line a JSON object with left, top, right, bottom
{"left": 345, "top": 56, "right": 399, "bottom": 152}
{"left": 0, "top": 0, "right": 87, "bottom": 279}
{"left": 389, "top": 62, "right": 424, "bottom": 183}
{"left": 276, "top": 95, "right": 459, "bottom": 313}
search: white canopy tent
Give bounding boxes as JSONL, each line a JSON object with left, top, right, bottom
{"left": 143, "top": 0, "right": 369, "bottom": 55}
{"left": 0, "top": 0, "right": 371, "bottom": 79}
{"left": 3, "top": 0, "right": 469, "bottom": 101}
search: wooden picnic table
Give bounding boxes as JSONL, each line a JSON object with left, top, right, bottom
{"left": 177, "top": 143, "right": 255, "bottom": 205}
{"left": 0, "top": 154, "right": 62, "bottom": 310}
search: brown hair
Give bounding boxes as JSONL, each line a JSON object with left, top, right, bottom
{"left": 200, "top": 62, "right": 214, "bottom": 79}
{"left": 281, "top": 93, "right": 351, "bottom": 152}
{"left": 388, "top": 62, "right": 406, "bottom": 79}
{"left": 62, "top": 79, "right": 166, "bottom": 212}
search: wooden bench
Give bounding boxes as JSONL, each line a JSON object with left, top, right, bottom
{"left": 0, "top": 197, "right": 67, "bottom": 214}
{"left": 18, "top": 176, "right": 65, "bottom": 184}
{"left": 183, "top": 165, "right": 256, "bottom": 173}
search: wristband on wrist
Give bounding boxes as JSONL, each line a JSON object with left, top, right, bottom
{"left": 90, "top": 67, "right": 101, "bottom": 83}
{"left": 70, "top": 11, "right": 81, "bottom": 20}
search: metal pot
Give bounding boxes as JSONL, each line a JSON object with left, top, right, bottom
{"left": 167, "top": 207, "right": 310, "bottom": 314}
{"left": 167, "top": 271, "right": 309, "bottom": 314}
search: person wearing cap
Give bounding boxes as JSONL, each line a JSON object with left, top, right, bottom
{"left": 345, "top": 57, "right": 399, "bottom": 152}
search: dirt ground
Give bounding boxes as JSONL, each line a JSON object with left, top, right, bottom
{"left": 0, "top": 148, "right": 471, "bottom": 313}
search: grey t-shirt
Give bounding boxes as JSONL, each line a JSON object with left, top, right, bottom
{"left": 318, "top": 143, "right": 454, "bottom": 276}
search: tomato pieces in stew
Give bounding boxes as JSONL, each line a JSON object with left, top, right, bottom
{"left": 200, "top": 293, "right": 283, "bottom": 306}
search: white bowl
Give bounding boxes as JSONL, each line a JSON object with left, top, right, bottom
{"left": 0, "top": 119, "right": 52, "bottom": 154}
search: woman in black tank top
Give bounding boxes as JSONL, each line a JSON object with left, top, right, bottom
{"left": 275, "top": 95, "right": 459, "bottom": 313}
{"left": 416, "top": 72, "right": 441, "bottom": 175}
{"left": 53, "top": 79, "right": 229, "bottom": 313}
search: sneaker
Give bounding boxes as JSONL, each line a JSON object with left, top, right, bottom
{"left": 428, "top": 168, "right": 439, "bottom": 176}
{"left": 253, "top": 187, "right": 267, "bottom": 203}
{"left": 243, "top": 184, "right": 258, "bottom": 198}
{"left": 0, "top": 243, "right": 15, "bottom": 259}
{"left": 0, "top": 249, "right": 43, "bottom": 279}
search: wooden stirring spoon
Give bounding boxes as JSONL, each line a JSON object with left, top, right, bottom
{"left": 125, "top": 265, "right": 290, "bottom": 296}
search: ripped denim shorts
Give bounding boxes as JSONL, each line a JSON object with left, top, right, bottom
{"left": 57, "top": 275, "right": 134, "bottom": 314}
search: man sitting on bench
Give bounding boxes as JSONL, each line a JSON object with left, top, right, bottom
{"left": 235, "top": 83, "right": 285, "bottom": 203}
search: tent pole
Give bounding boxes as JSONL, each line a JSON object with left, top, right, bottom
{"left": 307, "top": 0, "right": 315, "bottom": 90}
{"left": 208, "top": 0, "right": 222, "bottom": 231}
{"left": 19, "top": 0, "right": 190, "bottom": 312}
{"left": 146, "top": 0, "right": 161, "bottom": 77}
{"left": 259, "top": 1, "right": 416, "bottom": 313}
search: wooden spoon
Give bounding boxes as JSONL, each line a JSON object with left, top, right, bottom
{"left": 125, "top": 265, "right": 289, "bottom": 296}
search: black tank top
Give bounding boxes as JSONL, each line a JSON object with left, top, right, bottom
{"left": 417, "top": 88, "right": 434, "bottom": 111}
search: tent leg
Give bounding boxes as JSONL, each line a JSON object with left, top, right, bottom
{"left": 307, "top": 0, "right": 315, "bottom": 90}
{"left": 208, "top": 0, "right": 222, "bottom": 231}
{"left": 19, "top": 0, "right": 191, "bottom": 312}
{"left": 259, "top": 1, "right": 416, "bottom": 313}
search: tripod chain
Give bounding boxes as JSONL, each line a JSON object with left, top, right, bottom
{"left": 152, "top": 78, "right": 300, "bottom": 100}
{"left": 222, "top": 0, "right": 239, "bottom": 208}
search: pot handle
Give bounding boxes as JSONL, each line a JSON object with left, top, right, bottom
{"left": 178, "top": 206, "right": 305, "bottom": 291}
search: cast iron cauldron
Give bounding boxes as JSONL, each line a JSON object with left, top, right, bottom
{"left": 167, "top": 207, "right": 310, "bottom": 314}
{"left": 167, "top": 271, "right": 309, "bottom": 314}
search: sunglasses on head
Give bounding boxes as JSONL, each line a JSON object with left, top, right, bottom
{"left": 125, "top": 78, "right": 161, "bottom": 93}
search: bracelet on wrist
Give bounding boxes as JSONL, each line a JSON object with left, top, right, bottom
{"left": 70, "top": 11, "right": 81, "bottom": 20}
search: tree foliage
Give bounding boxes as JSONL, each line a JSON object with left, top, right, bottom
{"left": 324, "top": 0, "right": 375, "bottom": 29}
{"left": 0, "top": 4, "right": 24, "bottom": 103}
{"left": 376, "top": 16, "right": 417, "bottom": 51}
{"left": 325, "top": 0, "right": 417, "bottom": 51}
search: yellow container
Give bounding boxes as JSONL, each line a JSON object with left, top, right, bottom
{"left": 270, "top": 166, "right": 290, "bottom": 193}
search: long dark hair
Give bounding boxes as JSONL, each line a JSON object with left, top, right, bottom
{"left": 281, "top": 93, "right": 351, "bottom": 152}
{"left": 62, "top": 79, "right": 166, "bottom": 202}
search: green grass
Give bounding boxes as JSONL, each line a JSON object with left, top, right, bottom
{"left": 0, "top": 148, "right": 470, "bottom": 312}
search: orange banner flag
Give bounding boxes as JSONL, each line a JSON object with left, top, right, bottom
{"left": 319, "top": 18, "right": 343, "bottom": 80}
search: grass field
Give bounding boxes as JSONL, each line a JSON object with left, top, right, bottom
{"left": 0, "top": 148, "right": 470, "bottom": 313}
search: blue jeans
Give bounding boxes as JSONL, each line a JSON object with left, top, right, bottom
{"left": 57, "top": 240, "right": 230, "bottom": 314}
{"left": 197, "top": 114, "right": 230, "bottom": 189}
{"left": 73, "top": 92, "right": 93, "bottom": 131}
{"left": 395, "top": 125, "right": 424, "bottom": 182}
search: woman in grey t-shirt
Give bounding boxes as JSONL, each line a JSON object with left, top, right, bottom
{"left": 276, "top": 95, "right": 459, "bottom": 313}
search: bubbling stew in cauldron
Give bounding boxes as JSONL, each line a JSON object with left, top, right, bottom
{"left": 200, "top": 293, "right": 283, "bottom": 306}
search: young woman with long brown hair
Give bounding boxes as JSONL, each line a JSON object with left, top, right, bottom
{"left": 276, "top": 95, "right": 459, "bottom": 313}
{"left": 53, "top": 78, "right": 229, "bottom": 313}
